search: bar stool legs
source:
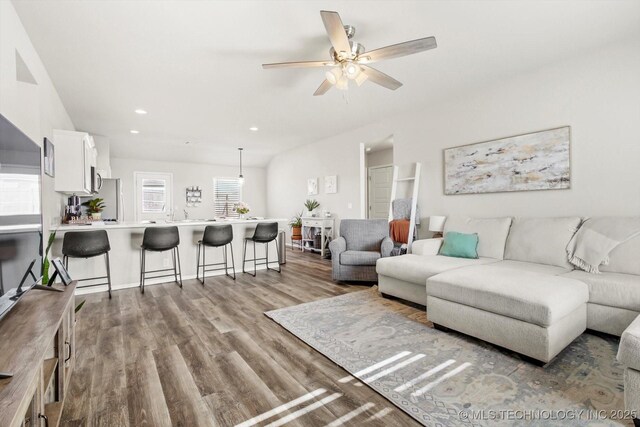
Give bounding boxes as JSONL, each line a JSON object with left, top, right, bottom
{"left": 197, "top": 242, "right": 236, "bottom": 284}
{"left": 63, "top": 253, "right": 113, "bottom": 299}
{"left": 242, "top": 237, "right": 282, "bottom": 276}
{"left": 139, "top": 247, "right": 183, "bottom": 294}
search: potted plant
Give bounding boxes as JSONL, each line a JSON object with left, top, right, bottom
{"left": 289, "top": 211, "right": 303, "bottom": 240}
{"left": 82, "top": 198, "right": 105, "bottom": 220}
{"left": 234, "top": 201, "right": 250, "bottom": 219}
{"left": 304, "top": 199, "right": 320, "bottom": 217}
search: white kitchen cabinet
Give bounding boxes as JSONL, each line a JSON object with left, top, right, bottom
{"left": 53, "top": 129, "right": 97, "bottom": 195}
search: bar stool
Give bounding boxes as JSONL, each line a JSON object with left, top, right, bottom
{"left": 139, "top": 226, "right": 182, "bottom": 294}
{"left": 197, "top": 224, "right": 235, "bottom": 282}
{"left": 62, "top": 230, "right": 112, "bottom": 298}
{"left": 242, "top": 222, "right": 281, "bottom": 276}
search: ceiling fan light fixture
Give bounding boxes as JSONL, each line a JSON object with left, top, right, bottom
{"left": 344, "top": 62, "right": 361, "bottom": 79}
{"left": 326, "top": 67, "right": 342, "bottom": 85}
{"left": 355, "top": 70, "right": 368, "bottom": 86}
{"left": 336, "top": 75, "right": 349, "bottom": 91}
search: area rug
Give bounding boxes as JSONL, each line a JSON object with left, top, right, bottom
{"left": 265, "top": 288, "right": 630, "bottom": 427}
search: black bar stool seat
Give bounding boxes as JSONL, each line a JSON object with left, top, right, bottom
{"left": 139, "top": 226, "right": 182, "bottom": 293}
{"left": 242, "top": 222, "right": 282, "bottom": 276}
{"left": 197, "top": 224, "right": 236, "bottom": 282}
{"left": 62, "top": 230, "right": 112, "bottom": 298}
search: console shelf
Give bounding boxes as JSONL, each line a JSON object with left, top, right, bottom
{"left": 0, "top": 281, "right": 76, "bottom": 427}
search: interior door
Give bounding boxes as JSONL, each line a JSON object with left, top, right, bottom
{"left": 368, "top": 165, "right": 393, "bottom": 219}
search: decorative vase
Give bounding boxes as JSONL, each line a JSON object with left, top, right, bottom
{"left": 239, "top": 213, "right": 246, "bottom": 220}
{"left": 292, "top": 226, "right": 302, "bottom": 239}
{"left": 306, "top": 210, "right": 313, "bottom": 217}
{"left": 91, "top": 212, "right": 102, "bottom": 220}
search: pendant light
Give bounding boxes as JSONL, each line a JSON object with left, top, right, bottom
{"left": 238, "top": 147, "right": 244, "bottom": 185}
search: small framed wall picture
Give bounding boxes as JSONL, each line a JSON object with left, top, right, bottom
{"left": 325, "top": 175, "right": 337, "bottom": 194}
{"left": 44, "top": 137, "right": 55, "bottom": 177}
{"left": 51, "top": 258, "right": 72, "bottom": 286}
{"left": 307, "top": 178, "right": 318, "bottom": 195}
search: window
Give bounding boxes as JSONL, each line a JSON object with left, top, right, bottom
{"left": 134, "top": 172, "right": 173, "bottom": 221}
{"left": 0, "top": 173, "right": 40, "bottom": 217}
{"left": 213, "top": 178, "right": 242, "bottom": 217}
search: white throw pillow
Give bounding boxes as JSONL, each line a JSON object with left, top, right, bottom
{"left": 443, "top": 216, "right": 512, "bottom": 260}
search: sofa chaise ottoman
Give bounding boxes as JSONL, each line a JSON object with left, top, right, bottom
{"left": 427, "top": 264, "right": 588, "bottom": 363}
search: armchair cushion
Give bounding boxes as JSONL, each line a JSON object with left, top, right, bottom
{"left": 341, "top": 250, "right": 381, "bottom": 266}
{"left": 340, "top": 219, "right": 390, "bottom": 252}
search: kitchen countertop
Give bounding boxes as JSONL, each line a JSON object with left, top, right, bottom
{"left": 51, "top": 218, "right": 288, "bottom": 231}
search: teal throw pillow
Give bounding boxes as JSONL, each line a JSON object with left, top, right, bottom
{"left": 439, "top": 231, "right": 479, "bottom": 259}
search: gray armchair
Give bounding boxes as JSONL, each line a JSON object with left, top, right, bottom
{"left": 329, "top": 219, "right": 393, "bottom": 282}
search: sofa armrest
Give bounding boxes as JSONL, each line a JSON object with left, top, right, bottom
{"left": 381, "top": 236, "right": 393, "bottom": 257}
{"left": 412, "top": 238, "right": 443, "bottom": 256}
{"left": 618, "top": 315, "right": 640, "bottom": 371}
{"left": 329, "top": 237, "right": 346, "bottom": 256}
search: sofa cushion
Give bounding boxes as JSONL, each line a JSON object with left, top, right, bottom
{"left": 563, "top": 270, "right": 640, "bottom": 312}
{"left": 617, "top": 315, "right": 640, "bottom": 371}
{"left": 376, "top": 254, "right": 497, "bottom": 286}
{"left": 492, "top": 260, "right": 571, "bottom": 275}
{"left": 444, "top": 216, "right": 512, "bottom": 260}
{"left": 600, "top": 228, "right": 640, "bottom": 276}
{"left": 340, "top": 250, "right": 380, "bottom": 266}
{"left": 505, "top": 217, "right": 582, "bottom": 269}
{"left": 427, "top": 265, "right": 588, "bottom": 327}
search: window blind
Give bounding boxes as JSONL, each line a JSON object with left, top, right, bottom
{"left": 213, "top": 178, "right": 242, "bottom": 217}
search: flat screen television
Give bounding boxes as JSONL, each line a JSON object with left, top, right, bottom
{"left": 0, "top": 114, "right": 43, "bottom": 321}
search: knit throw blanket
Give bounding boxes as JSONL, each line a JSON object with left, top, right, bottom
{"left": 566, "top": 217, "right": 640, "bottom": 273}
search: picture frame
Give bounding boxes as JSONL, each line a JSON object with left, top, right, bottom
{"left": 443, "top": 126, "right": 571, "bottom": 195}
{"left": 51, "top": 258, "right": 72, "bottom": 286}
{"left": 324, "top": 175, "right": 337, "bottom": 194}
{"left": 44, "top": 137, "right": 55, "bottom": 177}
{"left": 307, "top": 178, "right": 318, "bottom": 195}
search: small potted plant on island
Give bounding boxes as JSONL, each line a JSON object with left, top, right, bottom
{"left": 304, "top": 199, "right": 320, "bottom": 217}
{"left": 234, "top": 201, "right": 250, "bottom": 219}
{"left": 82, "top": 198, "right": 105, "bottom": 220}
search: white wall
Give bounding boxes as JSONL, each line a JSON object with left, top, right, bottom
{"left": 267, "top": 37, "right": 640, "bottom": 237}
{"left": 0, "top": 1, "right": 75, "bottom": 231}
{"left": 366, "top": 148, "right": 393, "bottom": 168}
{"left": 110, "top": 157, "right": 267, "bottom": 221}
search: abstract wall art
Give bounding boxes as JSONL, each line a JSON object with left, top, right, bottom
{"left": 444, "top": 126, "right": 570, "bottom": 195}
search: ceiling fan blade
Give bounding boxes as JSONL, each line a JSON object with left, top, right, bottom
{"left": 360, "top": 65, "right": 403, "bottom": 90}
{"left": 359, "top": 37, "right": 437, "bottom": 64}
{"left": 320, "top": 10, "right": 351, "bottom": 57}
{"left": 262, "top": 60, "right": 335, "bottom": 69}
{"left": 313, "top": 79, "right": 333, "bottom": 96}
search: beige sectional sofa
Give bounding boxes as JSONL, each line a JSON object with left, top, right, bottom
{"left": 376, "top": 216, "right": 640, "bottom": 364}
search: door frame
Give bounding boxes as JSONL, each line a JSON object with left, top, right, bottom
{"left": 367, "top": 164, "right": 393, "bottom": 219}
{"left": 133, "top": 171, "right": 174, "bottom": 222}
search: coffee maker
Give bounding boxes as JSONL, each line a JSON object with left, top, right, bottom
{"left": 65, "top": 194, "right": 81, "bottom": 222}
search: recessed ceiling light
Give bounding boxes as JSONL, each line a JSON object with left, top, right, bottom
{"left": 134, "top": 109, "right": 147, "bottom": 115}
{"left": 130, "top": 130, "right": 139, "bottom": 134}
{"left": 249, "top": 126, "right": 259, "bottom": 132}
{"left": 366, "top": 147, "right": 372, "bottom": 152}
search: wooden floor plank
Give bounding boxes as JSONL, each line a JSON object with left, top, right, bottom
{"left": 61, "top": 250, "right": 420, "bottom": 426}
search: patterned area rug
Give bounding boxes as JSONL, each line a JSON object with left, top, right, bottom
{"left": 265, "top": 288, "right": 629, "bottom": 427}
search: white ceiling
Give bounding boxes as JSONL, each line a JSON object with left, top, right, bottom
{"left": 12, "top": 0, "right": 640, "bottom": 167}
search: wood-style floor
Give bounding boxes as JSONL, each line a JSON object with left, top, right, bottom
{"left": 61, "top": 250, "right": 421, "bottom": 426}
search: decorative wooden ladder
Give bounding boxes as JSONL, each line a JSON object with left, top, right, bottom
{"left": 388, "top": 162, "right": 422, "bottom": 252}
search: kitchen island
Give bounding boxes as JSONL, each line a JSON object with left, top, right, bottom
{"left": 50, "top": 219, "right": 288, "bottom": 294}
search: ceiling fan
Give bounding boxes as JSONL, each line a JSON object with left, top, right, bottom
{"left": 262, "top": 10, "right": 437, "bottom": 96}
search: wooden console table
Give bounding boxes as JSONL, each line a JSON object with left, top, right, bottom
{"left": 302, "top": 217, "right": 334, "bottom": 258}
{"left": 0, "top": 281, "right": 76, "bottom": 427}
